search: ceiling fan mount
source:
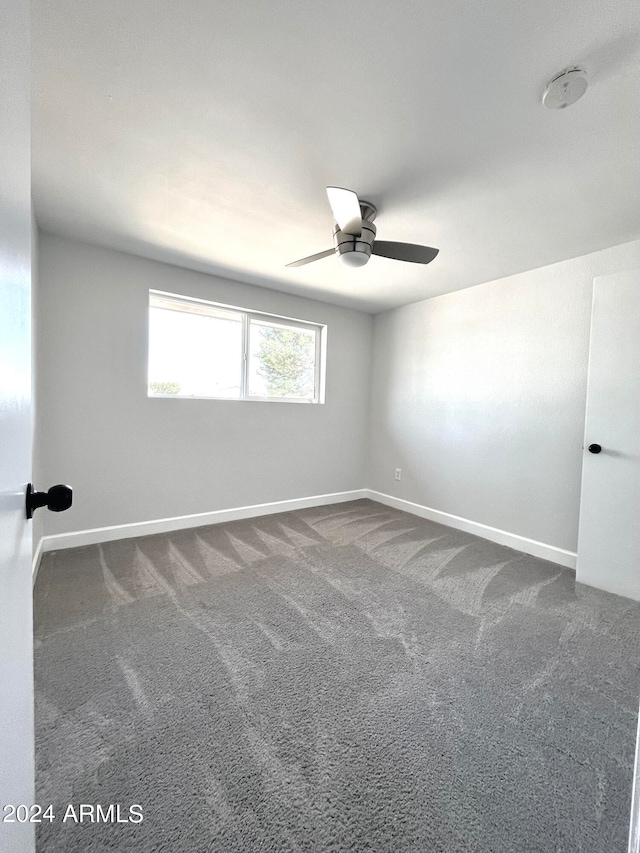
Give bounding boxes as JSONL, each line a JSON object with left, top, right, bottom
{"left": 357, "top": 200, "right": 377, "bottom": 223}
{"left": 286, "top": 187, "right": 439, "bottom": 270}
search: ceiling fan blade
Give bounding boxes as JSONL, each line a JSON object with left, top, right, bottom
{"left": 286, "top": 248, "right": 335, "bottom": 268}
{"left": 372, "top": 241, "right": 439, "bottom": 265}
{"left": 326, "top": 187, "right": 362, "bottom": 236}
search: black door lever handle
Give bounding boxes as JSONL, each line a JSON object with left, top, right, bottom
{"left": 588, "top": 444, "right": 602, "bottom": 454}
{"left": 26, "top": 483, "right": 73, "bottom": 519}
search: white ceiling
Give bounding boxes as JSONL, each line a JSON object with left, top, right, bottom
{"left": 32, "top": 0, "right": 640, "bottom": 313}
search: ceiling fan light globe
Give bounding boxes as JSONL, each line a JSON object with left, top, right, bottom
{"left": 339, "top": 251, "right": 369, "bottom": 268}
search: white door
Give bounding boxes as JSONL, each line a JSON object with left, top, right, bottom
{"left": 577, "top": 270, "right": 640, "bottom": 600}
{"left": 0, "top": 0, "right": 36, "bottom": 851}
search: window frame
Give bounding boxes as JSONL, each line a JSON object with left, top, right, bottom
{"left": 148, "top": 290, "right": 326, "bottom": 404}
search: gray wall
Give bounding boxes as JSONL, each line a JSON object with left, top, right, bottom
{"left": 36, "top": 233, "right": 373, "bottom": 536}
{"left": 368, "top": 239, "right": 640, "bottom": 553}
{"left": 36, "top": 230, "right": 640, "bottom": 553}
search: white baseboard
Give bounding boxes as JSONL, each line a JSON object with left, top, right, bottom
{"left": 365, "top": 490, "right": 577, "bottom": 570}
{"left": 36, "top": 487, "right": 576, "bottom": 572}
{"left": 38, "top": 490, "right": 368, "bottom": 554}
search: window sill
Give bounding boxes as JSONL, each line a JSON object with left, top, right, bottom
{"left": 148, "top": 394, "right": 323, "bottom": 404}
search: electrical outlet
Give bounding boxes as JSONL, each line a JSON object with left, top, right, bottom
{"left": 394, "top": 468, "right": 402, "bottom": 481}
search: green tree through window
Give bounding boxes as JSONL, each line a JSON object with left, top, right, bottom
{"left": 255, "top": 326, "right": 315, "bottom": 397}
{"left": 149, "top": 380, "right": 181, "bottom": 395}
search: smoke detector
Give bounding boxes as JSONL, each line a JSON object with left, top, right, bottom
{"left": 543, "top": 67, "right": 588, "bottom": 110}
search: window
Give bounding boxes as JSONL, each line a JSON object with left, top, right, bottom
{"left": 148, "top": 291, "right": 325, "bottom": 403}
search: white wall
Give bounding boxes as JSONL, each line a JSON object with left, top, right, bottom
{"left": 368, "top": 239, "right": 640, "bottom": 555}
{"left": 35, "top": 233, "right": 373, "bottom": 537}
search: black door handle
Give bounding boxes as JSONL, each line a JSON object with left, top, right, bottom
{"left": 588, "top": 444, "right": 602, "bottom": 454}
{"left": 26, "top": 483, "right": 73, "bottom": 519}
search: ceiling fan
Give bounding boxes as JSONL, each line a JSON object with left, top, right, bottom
{"left": 286, "top": 187, "right": 439, "bottom": 269}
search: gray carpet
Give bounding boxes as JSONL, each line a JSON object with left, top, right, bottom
{"left": 34, "top": 499, "right": 640, "bottom": 852}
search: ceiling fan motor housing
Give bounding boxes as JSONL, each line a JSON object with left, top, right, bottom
{"left": 333, "top": 203, "right": 377, "bottom": 267}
